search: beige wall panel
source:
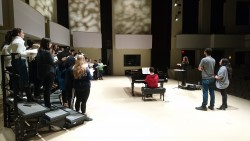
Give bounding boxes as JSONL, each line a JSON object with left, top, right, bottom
{"left": 112, "top": 48, "right": 151, "bottom": 75}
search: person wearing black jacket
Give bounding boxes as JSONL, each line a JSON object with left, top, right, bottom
{"left": 36, "top": 38, "right": 55, "bottom": 109}
{"left": 64, "top": 55, "right": 76, "bottom": 108}
{"left": 180, "top": 56, "right": 189, "bottom": 86}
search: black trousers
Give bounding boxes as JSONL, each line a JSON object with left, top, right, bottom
{"left": 42, "top": 73, "right": 55, "bottom": 108}
{"left": 5, "top": 66, "right": 13, "bottom": 90}
{"left": 11, "top": 59, "right": 32, "bottom": 101}
{"left": 219, "top": 89, "right": 227, "bottom": 107}
{"left": 93, "top": 68, "right": 98, "bottom": 80}
{"left": 181, "top": 70, "right": 187, "bottom": 86}
{"left": 62, "top": 90, "right": 72, "bottom": 107}
{"left": 75, "top": 87, "right": 90, "bottom": 114}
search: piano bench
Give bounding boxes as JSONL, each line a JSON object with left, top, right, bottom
{"left": 141, "top": 87, "right": 166, "bottom": 101}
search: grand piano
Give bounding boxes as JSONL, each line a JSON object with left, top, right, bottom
{"left": 130, "top": 68, "right": 168, "bottom": 96}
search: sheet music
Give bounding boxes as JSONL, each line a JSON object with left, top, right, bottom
{"left": 142, "top": 67, "right": 150, "bottom": 74}
{"left": 174, "top": 69, "right": 186, "bottom": 72}
{"left": 25, "top": 49, "right": 38, "bottom": 54}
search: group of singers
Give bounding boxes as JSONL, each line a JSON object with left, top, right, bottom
{"left": 1, "top": 28, "right": 94, "bottom": 121}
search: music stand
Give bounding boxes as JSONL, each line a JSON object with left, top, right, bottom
{"left": 173, "top": 69, "right": 186, "bottom": 89}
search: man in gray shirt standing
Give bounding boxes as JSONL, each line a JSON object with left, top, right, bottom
{"left": 196, "top": 48, "right": 215, "bottom": 111}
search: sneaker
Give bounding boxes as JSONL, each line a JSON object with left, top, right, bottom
{"left": 208, "top": 106, "right": 214, "bottom": 110}
{"left": 195, "top": 106, "right": 207, "bottom": 111}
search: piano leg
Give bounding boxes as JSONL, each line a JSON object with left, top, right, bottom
{"left": 131, "top": 82, "right": 134, "bottom": 96}
{"left": 160, "top": 82, "right": 164, "bottom": 88}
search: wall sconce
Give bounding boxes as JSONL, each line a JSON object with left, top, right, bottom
{"left": 174, "top": 0, "right": 181, "bottom": 7}
{"left": 175, "top": 11, "right": 181, "bottom": 21}
{"left": 175, "top": 15, "right": 179, "bottom": 21}
{"left": 174, "top": 0, "right": 182, "bottom": 22}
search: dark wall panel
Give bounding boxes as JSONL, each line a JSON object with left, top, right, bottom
{"left": 100, "top": 0, "right": 112, "bottom": 74}
{"left": 211, "top": 0, "right": 225, "bottom": 33}
{"left": 182, "top": 0, "right": 199, "bottom": 33}
{"left": 57, "top": 0, "right": 69, "bottom": 28}
{"left": 151, "top": 0, "right": 171, "bottom": 70}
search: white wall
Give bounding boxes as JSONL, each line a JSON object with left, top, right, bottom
{"left": 49, "top": 21, "right": 70, "bottom": 46}
{"left": 72, "top": 31, "right": 102, "bottom": 48}
{"left": 115, "top": 34, "right": 152, "bottom": 49}
{"left": 112, "top": 34, "right": 152, "bottom": 75}
{"left": 13, "top": 0, "right": 45, "bottom": 39}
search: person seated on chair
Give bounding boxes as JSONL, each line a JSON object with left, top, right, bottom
{"left": 145, "top": 67, "right": 159, "bottom": 97}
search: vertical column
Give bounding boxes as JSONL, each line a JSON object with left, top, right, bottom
{"left": 171, "top": 0, "right": 183, "bottom": 68}
{"left": 57, "top": 0, "right": 69, "bottom": 28}
{"left": 211, "top": 0, "right": 225, "bottom": 33}
{"left": 182, "top": 0, "right": 199, "bottom": 33}
{"left": 100, "top": 0, "right": 112, "bottom": 75}
{"left": 198, "top": 0, "right": 211, "bottom": 33}
{"left": 151, "top": 0, "right": 171, "bottom": 71}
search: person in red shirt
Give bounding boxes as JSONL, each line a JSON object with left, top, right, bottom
{"left": 145, "top": 67, "right": 159, "bottom": 97}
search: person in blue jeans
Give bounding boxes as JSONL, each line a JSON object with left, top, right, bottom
{"left": 196, "top": 48, "right": 215, "bottom": 111}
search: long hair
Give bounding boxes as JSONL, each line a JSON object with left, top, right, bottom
{"left": 1, "top": 31, "right": 12, "bottom": 49}
{"left": 182, "top": 56, "right": 189, "bottom": 64}
{"left": 221, "top": 58, "right": 232, "bottom": 79}
{"left": 40, "top": 37, "right": 51, "bottom": 50}
{"left": 73, "top": 54, "right": 87, "bottom": 79}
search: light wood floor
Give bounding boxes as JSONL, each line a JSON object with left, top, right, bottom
{"left": 1, "top": 76, "right": 250, "bottom": 141}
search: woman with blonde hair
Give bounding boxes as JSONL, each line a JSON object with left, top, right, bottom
{"left": 72, "top": 54, "right": 93, "bottom": 121}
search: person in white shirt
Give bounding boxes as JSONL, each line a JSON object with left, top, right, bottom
{"left": 1, "top": 31, "right": 13, "bottom": 90}
{"left": 8, "top": 28, "right": 32, "bottom": 101}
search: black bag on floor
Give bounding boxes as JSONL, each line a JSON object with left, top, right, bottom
{"left": 186, "top": 84, "right": 201, "bottom": 90}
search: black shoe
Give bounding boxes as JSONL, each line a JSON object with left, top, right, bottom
{"left": 27, "top": 98, "right": 35, "bottom": 102}
{"left": 195, "top": 106, "right": 207, "bottom": 111}
{"left": 34, "top": 95, "right": 42, "bottom": 100}
{"left": 208, "top": 106, "right": 214, "bottom": 110}
{"left": 84, "top": 116, "right": 93, "bottom": 121}
{"left": 82, "top": 115, "right": 92, "bottom": 121}
{"left": 50, "top": 107, "right": 58, "bottom": 111}
{"left": 217, "top": 105, "right": 226, "bottom": 110}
